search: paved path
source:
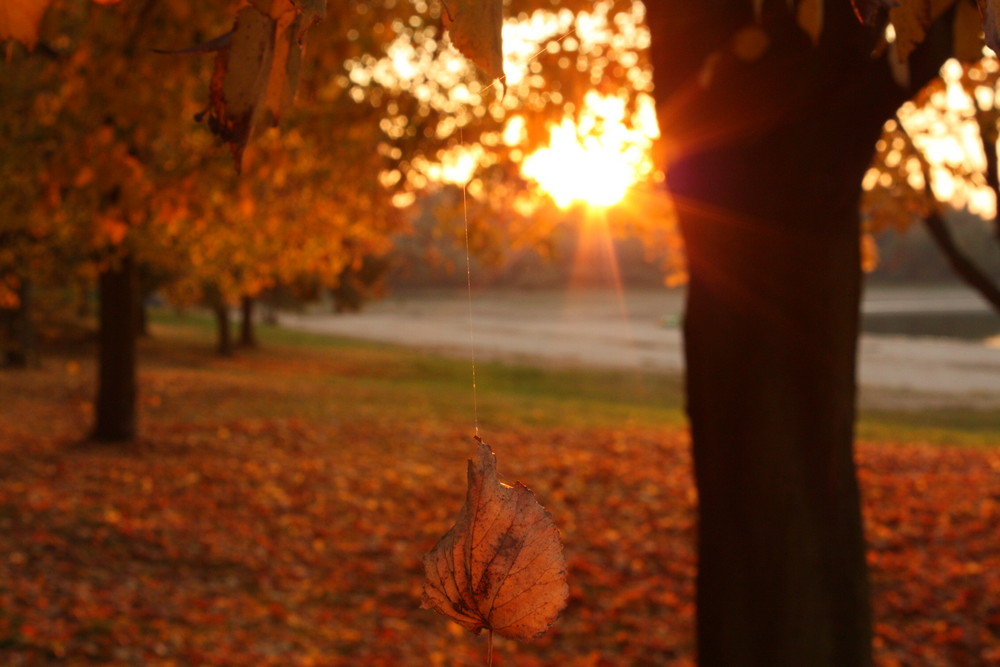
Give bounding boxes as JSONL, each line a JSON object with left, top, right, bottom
{"left": 280, "top": 287, "right": 1000, "bottom": 410}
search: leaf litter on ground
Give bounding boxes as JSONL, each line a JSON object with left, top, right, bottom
{"left": 0, "top": 334, "right": 997, "bottom": 665}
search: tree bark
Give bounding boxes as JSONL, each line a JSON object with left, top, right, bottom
{"left": 93, "top": 254, "right": 137, "bottom": 442}
{"left": 239, "top": 295, "right": 257, "bottom": 347}
{"left": 137, "top": 295, "right": 149, "bottom": 337}
{"left": 646, "top": 4, "right": 951, "bottom": 665}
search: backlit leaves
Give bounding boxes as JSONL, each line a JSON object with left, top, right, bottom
{"left": 422, "top": 439, "right": 569, "bottom": 642}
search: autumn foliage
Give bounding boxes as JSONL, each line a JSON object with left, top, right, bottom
{"left": 0, "top": 334, "right": 997, "bottom": 665}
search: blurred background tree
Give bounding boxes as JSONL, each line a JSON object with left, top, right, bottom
{"left": 865, "top": 55, "right": 1000, "bottom": 310}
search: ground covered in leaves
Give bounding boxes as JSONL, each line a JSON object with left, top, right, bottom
{"left": 0, "top": 328, "right": 998, "bottom": 665}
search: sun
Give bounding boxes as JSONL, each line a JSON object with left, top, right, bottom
{"left": 518, "top": 91, "right": 660, "bottom": 210}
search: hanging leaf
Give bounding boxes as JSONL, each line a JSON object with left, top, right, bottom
{"left": 0, "top": 0, "right": 53, "bottom": 49}
{"left": 797, "top": 0, "right": 824, "bottom": 45}
{"left": 851, "top": 0, "right": 897, "bottom": 25}
{"left": 440, "top": 0, "right": 504, "bottom": 84}
{"left": 977, "top": 0, "right": 1000, "bottom": 52}
{"left": 889, "top": 0, "right": 958, "bottom": 63}
{"left": 206, "top": 0, "right": 317, "bottom": 171}
{"left": 208, "top": 5, "right": 275, "bottom": 170}
{"left": 955, "top": 0, "right": 986, "bottom": 60}
{"left": 422, "top": 439, "right": 569, "bottom": 642}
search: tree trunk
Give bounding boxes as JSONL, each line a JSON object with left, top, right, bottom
{"left": 239, "top": 295, "right": 257, "bottom": 347}
{"left": 93, "top": 254, "right": 137, "bottom": 442}
{"left": 137, "top": 295, "right": 149, "bottom": 337}
{"left": 2, "top": 277, "right": 36, "bottom": 368}
{"left": 213, "top": 301, "right": 233, "bottom": 357}
{"left": 646, "top": 4, "right": 952, "bottom": 664}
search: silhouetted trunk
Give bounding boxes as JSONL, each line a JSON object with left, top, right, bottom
{"left": 93, "top": 254, "right": 137, "bottom": 442}
{"left": 213, "top": 302, "right": 233, "bottom": 357}
{"left": 239, "top": 295, "right": 257, "bottom": 347}
{"left": 647, "top": 3, "right": 951, "bottom": 665}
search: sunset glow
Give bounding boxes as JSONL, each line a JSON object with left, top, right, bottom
{"left": 520, "top": 91, "right": 659, "bottom": 209}
{"left": 347, "top": 1, "right": 655, "bottom": 208}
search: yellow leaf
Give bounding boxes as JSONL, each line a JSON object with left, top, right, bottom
{"left": 0, "top": 0, "right": 52, "bottom": 49}
{"left": 441, "top": 0, "right": 504, "bottom": 83}
{"left": 422, "top": 439, "right": 569, "bottom": 641}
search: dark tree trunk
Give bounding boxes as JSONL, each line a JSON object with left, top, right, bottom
{"left": 213, "top": 301, "right": 233, "bottom": 357}
{"left": 646, "top": 4, "right": 952, "bottom": 665}
{"left": 239, "top": 295, "right": 257, "bottom": 347}
{"left": 93, "top": 254, "right": 137, "bottom": 442}
{"left": 2, "top": 277, "right": 36, "bottom": 368}
{"left": 136, "top": 296, "right": 149, "bottom": 337}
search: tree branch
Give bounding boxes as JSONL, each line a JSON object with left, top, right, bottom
{"left": 922, "top": 209, "right": 1000, "bottom": 314}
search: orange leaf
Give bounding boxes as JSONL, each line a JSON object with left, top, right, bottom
{"left": 0, "top": 0, "right": 53, "bottom": 49}
{"left": 422, "top": 439, "right": 569, "bottom": 642}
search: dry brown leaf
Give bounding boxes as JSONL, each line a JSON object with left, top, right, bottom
{"left": 890, "top": 0, "right": 959, "bottom": 62}
{"left": 851, "top": 0, "right": 897, "bottom": 25}
{"left": 422, "top": 439, "right": 568, "bottom": 642}
{"left": 208, "top": 5, "right": 275, "bottom": 170}
{"left": 441, "top": 0, "right": 504, "bottom": 84}
{"left": 0, "top": 0, "right": 53, "bottom": 49}
{"left": 955, "top": 0, "right": 986, "bottom": 60}
{"left": 206, "top": 0, "right": 312, "bottom": 171}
